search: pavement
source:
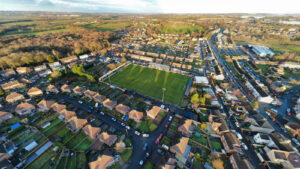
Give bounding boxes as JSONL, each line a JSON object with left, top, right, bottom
{"left": 47, "top": 94, "right": 172, "bottom": 169}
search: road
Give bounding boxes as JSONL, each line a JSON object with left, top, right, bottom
{"left": 47, "top": 94, "right": 172, "bottom": 169}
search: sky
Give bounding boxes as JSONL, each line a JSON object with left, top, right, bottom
{"left": 0, "top": 0, "right": 300, "bottom": 14}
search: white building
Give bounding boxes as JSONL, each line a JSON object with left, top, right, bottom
{"left": 251, "top": 45, "right": 274, "bottom": 57}
{"left": 253, "top": 133, "right": 277, "bottom": 148}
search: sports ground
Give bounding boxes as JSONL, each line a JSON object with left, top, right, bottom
{"left": 108, "top": 64, "right": 190, "bottom": 105}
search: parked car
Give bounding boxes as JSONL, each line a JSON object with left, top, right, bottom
{"left": 135, "top": 131, "right": 141, "bottom": 136}
{"left": 165, "top": 121, "right": 170, "bottom": 128}
{"left": 100, "top": 111, "right": 105, "bottom": 115}
{"left": 292, "top": 138, "right": 300, "bottom": 146}
{"left": 142, "top": 134, "right": 149, "bottom": 138}
{"left": 168, "top": 116, "right": 173, "bottom": 121}
{"left": 242, "top": 142, "right": 248, "bottom": 150}
{"left": 155, "top": 133, "right": 163, "bottom": 144}
{"left": 126, "top": 126, "right": 130, "bottom": 130}
{"left": 157, "top": 149, "right": 165, "bottom": 155}
{"left": 121, "top": 123, "right": 126, "bottom": 127}
{"left": 139, "top": 160, "right": 144, "bottom": 165}
{"left": 112, "top": 117, "right": 116, "bottom": 122}
{"left": 143, "top": 143, "right": 148, "bottom": 151}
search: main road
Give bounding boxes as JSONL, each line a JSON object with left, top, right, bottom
{"left": 47, "top": 94, "right": 172, "bottom": 169}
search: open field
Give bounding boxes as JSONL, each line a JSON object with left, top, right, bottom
{"left": 83, "top": 22, "right": 130, "bottom": 31}
{"left": 108, "top": 64, "right": 190, "bottom": 105}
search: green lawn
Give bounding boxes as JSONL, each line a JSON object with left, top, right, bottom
{"left": 143, "top": 161, "right": 155, "bottom": 169}
{"left": 211, "top": 141, "right": 222, "bottom": 150}
{"left": 73, "top": 138, "right": 92, "bottom": 151}
{"left": 83, "top": 22, "right": 129, "bottom": 31}
{"left": 42, "top": 118, "right": 65, "bottom": 136}
{"left": 256, "top": 64, "right": 270, "bottom": 74}
{"left": 108, "top": 64, "right": 190, "bottom": 105}
{"left": 76, "top": 152, "right": 87, "bottom": 169}
{"left": 27, "top": 148, "right": 55, "bottom": 169}
{"left": 120, "top": 148, "right": 132, "bottom": 162}
{"left": 66, "top": 131, "right": 88, "bottom": 150}
{"left": 192, "top": 134, "right": 207, "bottom": 146}
{"left": 66, "top": 155, "right": 76, "bottom": 169}
{"left": 138, "top": 120, "right": 158, "bottom": 133}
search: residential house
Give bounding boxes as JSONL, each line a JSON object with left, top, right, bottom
{"left": 147, "top": 106, "right": 161, "bottom": 119}
{"left": 59, "top": 109, "right": 76, "bottom": 122}
{"left": 178, "top": 119, "right": 194, "bottom": 137}
{"left": 38, "top": 69, "right": 52, "bottom": 77}
{"left": 98, "top": 132, "right": 117, "bottom": 147}
{"left": 229, "top": 153, "right": 252, "bottom": 169}
{"left": 27, "top": 87, "right": 43, "bottom": 97}
{"left": 93, "top": 93, "right": 106, "bottom": 103}
{"left": 48, "top": 62, "right": 63, "bottom": 71}
{"left": 37, "top": 100, "right": 55, "bottom": 112}
{"left": 264, "top": 147, "right": 300, "bottom": 169}
{"left": 15, "top": 103, "right": 35, "bottom": 115}
{"left": 34, "top": 65, "right": 47, "bottom": 72}
{"left": 6, "top": 93, "right": 24, "bottom": 103}
{"left": 60, "top": 55, "right": 78, "bottom": 64}
{"left": 162, "top": 158, "right": 176, "bottom": 169}
{"left": 61, "top": 84, "right": 72, "bottom": 93}
{"left": 128, "top": 110, "right": 143, "bottom": 123}
{"left": 72, "top": 86, "right": 85, "bottom": 95}
{"left": 1, "top": 69, "right": 16, "bottom": 77}
{"left": 115, "top": 104, "right": 130, "bottom": 115}
{"left": 220, "top": 132, "right": 242, "bottom": 154}
{"left": 69, "top": 116, "right": 88, "bottom": 131}
{"left": 83, "top": 125, "right": 101, "bottom": 140}
{"left": 16, "top": 67, "right": 32, "bottom": 74}
{"left": 79, "top": 54, "right": 89, "bottom": 60}
{"left": 46, "top": 84, "right": 59, "bottom": 94}
{"left": 170, "top": 137, "right": 191, "bottom": 165}
{"left": 51, "top": 103, "right": 66, "bottom": 113}
{"left": 88, "top": 155, "right": 115, "bottom": 169}
{"left": 0, "top": 111, "right": 13, "bottom": 124}
{"left": 247, "top": 115, "right": 275, "bottom": 134}
{"left": 1, "top": 80, "right": 25, "bottom": 91}
{"left": 103, "top": 99, "right": 117, "bottom": 111}
{"left": 253, "top": 133, "right": 277, "bottom": 148}
{"left": 84, "top": 90, "right": 97, "bottom": 99}
{"left": 284, "top": 122, "right": 300, "bottom": 137}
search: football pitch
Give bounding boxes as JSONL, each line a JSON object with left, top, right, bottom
{"left": 108, "top": 64, "right": 190, "bottom": 105}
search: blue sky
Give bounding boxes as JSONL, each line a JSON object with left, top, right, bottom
{"left": 1, "top": 0, "right": 299, "bottom": 13}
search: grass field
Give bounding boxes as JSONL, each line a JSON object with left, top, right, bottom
{"left": 83, "top": 22, "right": 129, "bottom": 31}
{"left": 108, "top": 64, "right": 190, "bottom": 105}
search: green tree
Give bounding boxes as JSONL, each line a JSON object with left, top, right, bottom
{"left": 46, "top": 55, "right": 55, "bottom": 63}
{"left": 191, "top": 93, "right": 199, "bottom": 103}
{"left": 0, "top": 89, "right": 4, "bottom": 96}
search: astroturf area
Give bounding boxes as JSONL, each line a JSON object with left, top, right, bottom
{"left": 108, "top": 64, "right": 190, "bottom": 105}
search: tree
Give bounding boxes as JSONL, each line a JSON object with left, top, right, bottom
{"left": 212, "top": 158, "right": 224, "bottom": 169}
{"left": 191, "top": 93, "right": 200, "bottom": 103}
{"left": 0, "top": 89, "right": 4, "bottom": 96}
{"left": 106, "top": 63, "right": 117, "bottom": 70}
{"left": 121, "top": 57, "right": 127, "bottom": 63}
{"left": 51, "top": 70, "right": 62, "bottom": 78}
{"left": 252, "top": 101, "right": 259, "bottom": 110}
{"left": 195, "top": 153, "right": 201, "bottom": 160}
{"left": 46, "top": 55, "right": 55, "bottom": 63}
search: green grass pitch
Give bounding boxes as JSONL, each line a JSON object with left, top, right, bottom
{"left": 108, "top": 64, "right": 190, "bottom": 105}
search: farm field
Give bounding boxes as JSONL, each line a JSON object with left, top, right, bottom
{"left": 108, "top": 64, "right": 190, "bottom": 105}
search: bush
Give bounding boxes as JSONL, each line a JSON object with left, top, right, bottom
{"left": 149, "top": 123, "right": 158, "bottom": 132}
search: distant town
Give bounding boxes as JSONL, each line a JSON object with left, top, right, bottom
{"left": 0, "top": 13, "right": 300, "bottom": 169}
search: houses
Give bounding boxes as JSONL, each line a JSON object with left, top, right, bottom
{"left": 229, "top": 153, "right": 252, "bottom": 169}
{"left": 178, "top": 119, "right": 194, "bottom": 137}
{"left": 0, "top": 111, "right": 13, "bottom": 124}
{"left": 48, "top": 62, "right": 63, "bottom": 71}
{"left": 220, "top": 132, "right": 242, "bottom": 154}
{"left": 128, "top": 110, "right": 143, "bottom": 123}
{"left": 247, "top": 115, "right": 275, "bottom": 134}
{"left": 264, "top": 147, "right": 300, "bottom": 169}
{"left": 37, "top": 100, "right": 55, "bottom": 112}
{"left": 170, "top": 137, "right": 191, "bottom": 165}
{"left": 34, "top": 65, "right": 47, "bottom": 72}
{"left": 194, "top": 76, "right": 209, "bottom": 85}
{"left": 93, "top": 93, "right": 106, "bottom": 103}
{"left": 59, "top": 109, "right": 76, "bottom": 122}
{"left": 16, "top": 67, "right": 32, "bottom": 74}
{"left": 15, "top": 103, "right": 35, "bottom": 115}
{"left": 6, "top": 93, "right": 24, "bottom": 103}
{"left": 51, "top": 103, "right": 66, "bottom": 113}
{"left": 69, "top": 116, "right": 88, "bottom": 131}
{"left": 162, "top": 158, "right": 176, "bottom": 169}
{"left": 46, "top": 84, "right": 59, "bottom": 94}
{"left": 88, "top": 155, "right": 115, "bottom": 169}
{"left": 1, "top": 69, "right": 16, "bottom": 77}
{"left": 284, "top": 122, "right": 300, "bottom": 137}
{"left": 98, "top": 132, "right": 117, "bottom": 147}
{"left": 103, "top": 99, "right": 117, "bottom": 111}
{"left": 84, "top": 90, "right": 97, "bottom": 99}
{"left": 61, "top": 84, "right": 72, "bottom": 93}
{"left": 147, "top": 106, "right": 161, "bottom": 119}
{"left": 72, "top": 86, "right": 85, "bottom": 95}
{"left": 253, "top": 133, "right": 276, "bottom": 148}
{"left": 83, "top": 125, "right": 101, "bottom": 140}
{"left": 115, "top": 104, "right": 130, "bottom": 115}
{"left": 60, "top": 55, "right": 78, "bottom": 64}
{"left": 1, "top": 80, "right": 25, "bottom": 91}
{"left": 27, "top": 87, "right": 43, "bottom": 97}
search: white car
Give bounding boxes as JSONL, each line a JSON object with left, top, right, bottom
{"left": 168, "top": 116, "right": 173, "bottom": 121}
{"left": 242, "top": 142, "right": 248, "bottom": 150}
{"left": 135, "top": 131, "right": 141, "bottom": 136}
{"left": 142, "top": 134, "right": 149, "bottom": 138}
{"left": 236, "top": 132, "right": 242, "bottom": 140}
{"left": 78, "top": 100, "right": 83, "bottom": 104}
{"left": 121, "top": 123, "right": 126, "bottom": 127}
{"left": 100, "top": 112, "right": 105, "bottom": 115}
{"left": 139, "top": 160, "right": 144, "bottom": 165}
{"left": 126, "top": 126, "right": 131, "bottom": 130}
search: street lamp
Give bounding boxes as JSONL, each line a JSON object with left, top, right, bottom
{"left": 162, "top": 88, "right": 166, "bottom": 102}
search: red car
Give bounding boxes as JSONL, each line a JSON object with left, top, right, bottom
{"left": 155, "top": 133, "right": 163, "bottom": 144}
{"left": 165, "top": 122, "right": 170, "bottom": 128}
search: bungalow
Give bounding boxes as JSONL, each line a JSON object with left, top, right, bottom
{"left": 170, "top": 137, "right": 191, "bottom": 165}
{"left": 1, "top": 69, "right": 16, "bottom": 77}
{"left": 1, "top": 80, "right": 25, "bottom": 91}
{"left": 59, "top": 109, "right": 76, "bottom": 122}
{"left": 84, "top": 90, "right": 97, "bottom": 99}
{"left": 34, "top": 65, "right": 47, "bottom": 72}
{"left": 88, "top": 155, "right": 115, "bottom": 169}
{"left": 72, "top": 86, "right": 85, "bottom": 95}
{"left": 46, "top": 84, "right": 59, "bottom": 94}
{"left": 93, "top": 93, "right": 106, "bottom": 103}
{"left": 98, "top": 132, "right": 117, "bottom": 147}
{"left": 264, "top": 147, "right": 300, "bottom": 169}
{"left": 37, "top": 100, "right": 55, "bottom": 112}
{"left": 178, "top": 119, "right": 194, "bottom": 137}
{"left": 51, "top": 103, "right": 66, "bottom": 113}
{"left": 6, "top": 93, "right": 24, "bottom": 103}
{"left": 284, "top": 122, "right": 300, "bottom": 137}
{"left": 115, "top": 104, "right": 130, "bottom": 115}
{"left": 60, "top": 55, "right": 78, "bottom": 64}
{"left": 128, "top": 110, "right": 143, "bottom": 123}
{"left": 103, "top": 99, "right": 117, "bottom": 111}
{"left": 15, "top": 103, "right": 35, "bottom": 115}
{"left": 0, "top": 111, "right": 13, "bottom": 124}
{"left": 48, "top": 62, "right": 62, "bottom": 70}
{"left": 69, "top": 116, "right": 88, "bottom": 131}
{"left": 16, "top": 67, "right": 32, "bottom": 74}
{"left": 147, "top": 106, "right": 161, "bottom": 119}
{"left": 27, "top": 87, "right": 43, "bottom": 97}
{"left": 83, "top": 125, "right": 101, "bottom": 140}
{"left": 61, "top": 84, "right": 72, "bottom": 93}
